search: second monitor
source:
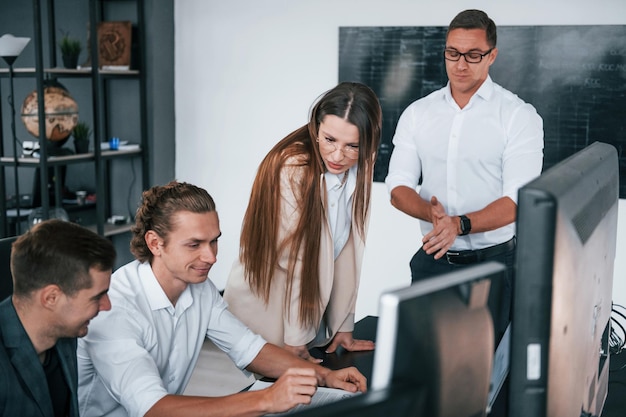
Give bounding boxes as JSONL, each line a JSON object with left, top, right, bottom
{"left": 371, "top": 261, "right": 506, "bottom": 417}
{"left": 292, "top": 261, "right": 505, "bottom": 417}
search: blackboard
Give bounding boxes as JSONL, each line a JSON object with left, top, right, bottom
{"left": 338, "top": 26, "right": 626, "bottom": 198}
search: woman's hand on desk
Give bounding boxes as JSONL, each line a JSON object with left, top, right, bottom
{"left": 325, "top": 331, "right": 375, "bottom": 354}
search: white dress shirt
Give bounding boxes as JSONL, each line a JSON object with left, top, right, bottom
{"left": 385, "top": 76, "right": 543, "bottom": 250}
{"left": 325, "top": 165, "right": 357, "bottom": 259}
{"left": 77, "top": 261, "right": 266, "bottom": 417}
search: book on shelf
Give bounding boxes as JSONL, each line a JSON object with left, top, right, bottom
{"left": 97, "top": 21, "right": 132, "bottom": 69}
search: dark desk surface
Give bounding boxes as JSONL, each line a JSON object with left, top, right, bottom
{"left": 294, "top": 316, "right": 424, "bottom": 417}
{"left": 308, "top": 316, "right": 626, "bottom": 417}
{"left": 308, "top": 315, "right": 377, "bottom": 381}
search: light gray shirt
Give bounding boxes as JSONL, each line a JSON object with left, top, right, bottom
{"left": 325, "top": 165, "right": 357, "bottom": 259}
{"left": 77, "top": 261, "right": 266, "bottom": 417}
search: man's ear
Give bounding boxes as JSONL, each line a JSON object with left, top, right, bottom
{"left": 488, "top": 47, "right": 498, "bottom": 66}
{"left": 39, "top": 285, "right": 63, "bottom": 310}
{"left": 145, "top": 230, "right": 162, "bottom": 256}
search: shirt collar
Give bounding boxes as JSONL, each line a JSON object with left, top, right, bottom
{"left": 324, "top": 164, "right": 357, "bottom": 191}
{"left": 325, "top": 171, "right": 346, "bottom": 190}
{"left": 475, "top": 75, "right": 494, "bottom": 100}
{"left": 444, "top": 75, "right": 494, "bottom": 105}
{"left": 139, "top": 262, "right": 193, "bottom": 314}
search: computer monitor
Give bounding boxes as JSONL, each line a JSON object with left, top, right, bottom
{"left": 509, "top": 141, "right": 618, "bottom": 417}
{"left": 371, "top": 261, "right": 506, "bottom": 417}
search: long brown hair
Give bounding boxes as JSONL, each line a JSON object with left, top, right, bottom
{"left": 239, "top": 82, "right": 382, "bottom": 327}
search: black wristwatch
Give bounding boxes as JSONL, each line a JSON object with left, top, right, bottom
{"left": 459, "top": 215, "right": 471, "bottom": 236}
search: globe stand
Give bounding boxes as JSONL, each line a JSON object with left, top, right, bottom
{"left": 20, "top": 80, "right": 79, "bottom": 216}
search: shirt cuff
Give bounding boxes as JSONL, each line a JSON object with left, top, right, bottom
{"left": 228, "top": 329, "right": 267, "bottom": 369}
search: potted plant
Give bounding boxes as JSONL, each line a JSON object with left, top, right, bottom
{"left": 58, "top": 31, "right": 82, "bottom": 69}
{"left": 72, "top": 121, "right": 91, "bottom": 154}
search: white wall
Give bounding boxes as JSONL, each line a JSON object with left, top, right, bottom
{"left": 174, "top": 0, "right": 626, "bottom": 320}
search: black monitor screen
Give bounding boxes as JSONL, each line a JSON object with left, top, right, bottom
{"left": 509, "top": 141, "right": 618, "bottom": 417}
{"left": 371, "top": 261, "right": 506, "bottom": 417}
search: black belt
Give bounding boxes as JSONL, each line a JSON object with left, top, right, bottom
{"left": 445, "top": 237, "right": 516, "bottom": 265}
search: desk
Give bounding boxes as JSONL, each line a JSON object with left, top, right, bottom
{"left": 309, "top": 315, "right": 377, "bottom": 377}
{"left": 309, "top": 316, "right": 626, "bottom": 417}
{"left": 292, "top": 316, "right": 425, "bottom": 416}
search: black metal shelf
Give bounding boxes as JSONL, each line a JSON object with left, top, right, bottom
{"left": 0, "top": 67, "right": 140, "bottom": 78}
{"left": 0, "top": 0, "right": 148, "bottom": 237}
{"left": 0, "top": 147, "right": 142, "bottom": 167}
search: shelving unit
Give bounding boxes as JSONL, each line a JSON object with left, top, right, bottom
{"left": 0, "top": 0, "right": 148, "bottom": 238}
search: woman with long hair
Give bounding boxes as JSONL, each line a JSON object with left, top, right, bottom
{"left": 224, "top": 82, "right": 382, "bottom": 361}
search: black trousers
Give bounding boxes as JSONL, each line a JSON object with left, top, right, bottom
{"left": 409, "top": 244, "right": 516, "bottom": 338}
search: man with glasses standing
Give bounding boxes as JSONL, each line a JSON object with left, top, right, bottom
{"left": 385, "top": 9, "right": 544, "bottom": 335}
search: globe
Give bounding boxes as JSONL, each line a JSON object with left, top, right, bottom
{"left": 20, "top": 84, "right": 79, "bottom": 144}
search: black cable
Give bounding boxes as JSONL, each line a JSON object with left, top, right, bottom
{"left": 609, "top": 322, "right": 624, "bottom": 354}
{"left": 612, "top": 307, "right": 626, "bottom": 322}
{"left": 609, "top": 303, "right": 626, "bottom": 356}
